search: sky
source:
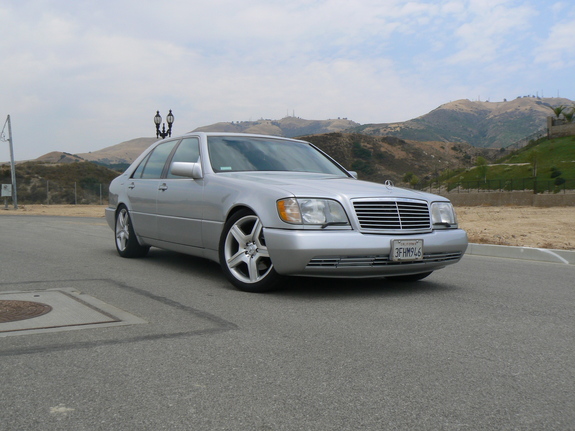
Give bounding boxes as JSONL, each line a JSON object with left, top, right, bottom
{"left": 1, "top": 0, "right": 574, "bottom": 161}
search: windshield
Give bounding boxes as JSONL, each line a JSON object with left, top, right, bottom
{"left": 207, "top": 136, "right": 348, "bottom": 176}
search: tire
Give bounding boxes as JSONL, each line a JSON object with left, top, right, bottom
{"left": 219, "top": 209, "right": 283, "bottom": 292}
{"left": 115, "top": 206, "right": 150, "bottom": 258}
{"left": 386, "top": 271, "right": 433, "bottom": 282}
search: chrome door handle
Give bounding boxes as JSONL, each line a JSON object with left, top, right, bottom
{"left": 128, "top": 182, "right": 135, "bottom": 189}
{"left": 158, "top": 183, "right": 168, "bottom": 191}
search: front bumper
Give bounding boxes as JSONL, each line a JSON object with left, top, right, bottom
{"left": 264, "top": 228, "right": 468, "bottom": 277}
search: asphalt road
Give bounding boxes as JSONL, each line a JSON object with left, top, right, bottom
{"left": 1, "top": 215, "right": 574, "bottom": 430}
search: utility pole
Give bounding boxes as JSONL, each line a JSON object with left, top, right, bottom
{"left": 1, "top": 115, "right": 18, "bottom": 209}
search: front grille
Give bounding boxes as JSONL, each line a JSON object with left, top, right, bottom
{"left": 353, "top": 199, "right": 431, "bottom": 232}
{"left": 307, "top": 252, "right": 462, "bottom": 269}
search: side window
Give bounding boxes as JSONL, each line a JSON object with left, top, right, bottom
{"left": 136, "top": 141, "right": 178, "bottom": 179}
{"left": 131, "top": 153, "right": 151, "bottom": 179}
{"left": 167, "top": 137, "right": 200, "bottom": 179}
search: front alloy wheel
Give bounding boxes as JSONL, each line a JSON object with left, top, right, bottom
{"left": 219, "top": 210, "right": 282, "bottom": 292}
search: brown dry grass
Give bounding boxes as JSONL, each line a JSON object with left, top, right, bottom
{"left": 1, "top": 204, "right": 574, "bottom": 251}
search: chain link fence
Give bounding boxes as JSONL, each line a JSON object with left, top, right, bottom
{"left": 417, "top": 178, "right": 575, "bottom": 195}
{"left": 8, "top": 175, "right": 575, "bottom": 206}
{"left": 14, "top": 180, "right": 110, "bottom": 205}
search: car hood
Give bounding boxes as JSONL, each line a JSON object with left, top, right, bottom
{"left": 219, "top": 172, "right": 448, "bottom": 203}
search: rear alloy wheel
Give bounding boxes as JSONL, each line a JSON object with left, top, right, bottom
{"left": 219, "top": 209, "right": 282, "bottom": 292}
{"left": 386, "top": 271, "right": 433, "bottom": 282}
{"left": 115, "top": 206, "right": 150, "bottom": 258}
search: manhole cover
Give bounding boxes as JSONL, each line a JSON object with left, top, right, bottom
{"left": 0, "top": 300, "right": 53, "bottom": 323}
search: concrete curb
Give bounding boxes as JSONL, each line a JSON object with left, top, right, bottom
{"left": 466, "top": 243, "right": 575, "bottom": 265}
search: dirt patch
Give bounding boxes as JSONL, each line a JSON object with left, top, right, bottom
{"left": 457, "top": 206, "right": 574, "bottom": 250}
{"left": 1, "top": 204, "right": 107, "bottom": 218}
{"left": 1, "top": 204, "right": 574, "bottom": 251}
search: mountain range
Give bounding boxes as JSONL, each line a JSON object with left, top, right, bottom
{"left": 351, "top": 97, "right": 573, "bottom": 148}
{"left": 28, "top": 96, "right": 572, "bottom": 169}
{"left": 193, "top": 116, "right": 360, "bottom": 138}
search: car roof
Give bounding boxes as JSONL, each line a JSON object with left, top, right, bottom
{"left": 167, "top": 132, "right": 309, "bottom": 143}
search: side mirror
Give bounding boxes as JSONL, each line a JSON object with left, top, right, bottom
{"left": 171, "top": 162, "right": 203, "bottom": 179}
{"left": 348, "top": 171, "right": 358, "bottom": 179}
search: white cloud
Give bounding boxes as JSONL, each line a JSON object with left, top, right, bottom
{"left": 446, "top": 0, "right": 536, "bottom": 65}
{"left": 534, "top": 18, "right": 575, "bottom": 68}
{"left": 0, "top": 0, "right": 573, "bottom": 160}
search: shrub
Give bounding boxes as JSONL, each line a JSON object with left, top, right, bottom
{"left": 352, "top": 142, "right": 372, "bottom": 160}
{"left": 554, "top": 177, "right": 566, "bottom": 186}
{"left": 351, "top": 160, "right": 375, "bottom": 175}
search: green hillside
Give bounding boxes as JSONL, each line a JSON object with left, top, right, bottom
{"left": 439, "top": 136, "right": 575, "bottom": 192}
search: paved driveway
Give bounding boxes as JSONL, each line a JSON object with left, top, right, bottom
{"left": 1, "top": 216, "right": 574, "bottom": 430}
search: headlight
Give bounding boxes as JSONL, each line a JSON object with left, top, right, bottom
{"left": 277, "top": 198, "right": 349, "bottom": 227}
{"left": 430, "top": 202, "right": 457, "bottom": 228}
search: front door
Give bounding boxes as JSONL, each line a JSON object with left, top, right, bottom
{"left": 156, "top": 137, "right": 204, "bottom": 248}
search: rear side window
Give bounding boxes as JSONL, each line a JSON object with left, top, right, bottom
{"left": 131, "top": 153, "right": 150, "bottom": 179}
{"left": 132, "top": 141, "right": 178, "bottom": 179}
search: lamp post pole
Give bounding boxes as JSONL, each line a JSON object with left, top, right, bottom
{"left": 154, "top": 110, "right": 175, "bottom": 139}
{"left": 1, "top": 115, "right": 18, "bottom": 209}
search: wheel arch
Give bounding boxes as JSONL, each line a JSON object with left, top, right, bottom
{"left": 225, "top": 204, "right": 256, "bottom": 223}
{"left": 115, "top": 201, "right": 132, "bottom": 215}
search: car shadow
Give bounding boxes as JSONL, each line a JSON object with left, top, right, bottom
{"left": 108, "top": 248, "right": 458, "bottom": 298}
{"left": 274, "top": 276, "right": 457, "bottom": 299}
{"left": 127, "top": 248, "right": 225, "bottom": 280}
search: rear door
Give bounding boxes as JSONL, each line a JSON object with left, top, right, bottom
{"left": 127, "top": 140, "right": 179, "bottom": 240}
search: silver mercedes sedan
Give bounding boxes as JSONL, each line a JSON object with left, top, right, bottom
{"left": 106, "top": 133, "right": 468, "bottom": 292}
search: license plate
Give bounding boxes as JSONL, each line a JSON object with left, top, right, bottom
{"left": 391, "top": 239, "right": 423, "bottom": 261}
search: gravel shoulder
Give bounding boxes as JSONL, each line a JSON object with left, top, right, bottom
{"left": 2, "top": 204, "right": 574, "bottom": 251}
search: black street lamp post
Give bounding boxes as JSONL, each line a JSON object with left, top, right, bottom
{"left": 154, "top": 109, "right": 174, "bottom": 139}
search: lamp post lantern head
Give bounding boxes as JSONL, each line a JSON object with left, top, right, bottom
{"left": 154, "top": 109, "right": 174, "bottom": 139}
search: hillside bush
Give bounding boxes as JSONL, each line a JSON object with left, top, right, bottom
{"left": 554, "top": 177, "right": 566, "bottom": 186}
{"left": 351, "top": 160, "right": 375, "bottom": 176}
{"left": 352, "top": 142, "right": 372, "bottom": 160}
